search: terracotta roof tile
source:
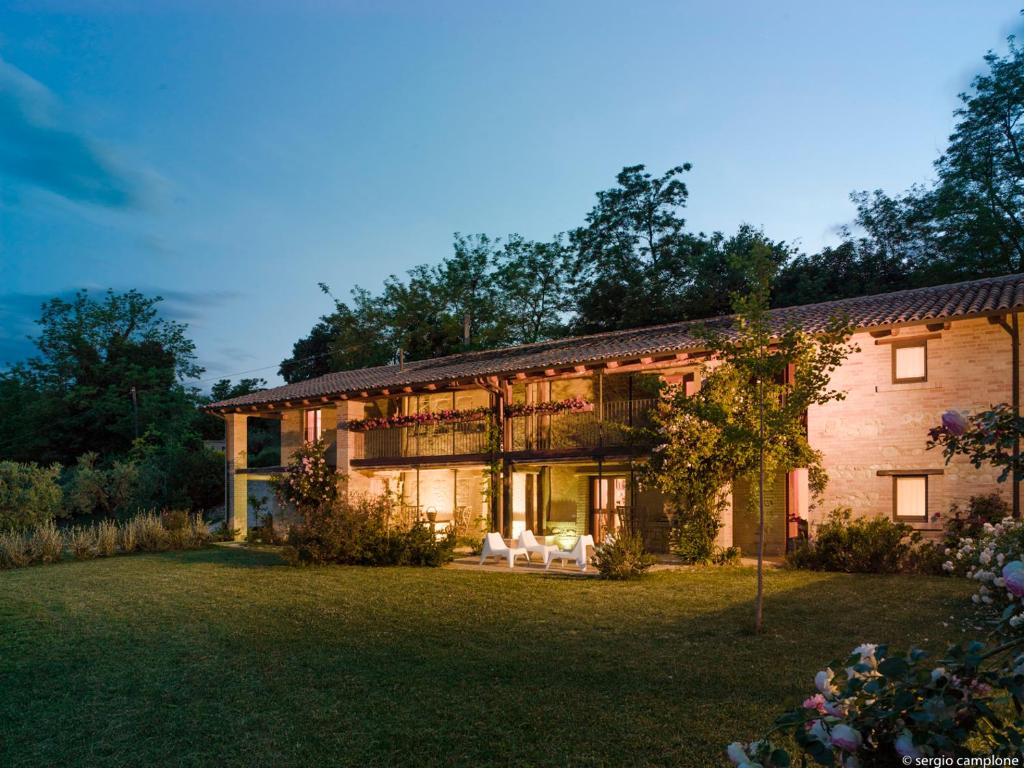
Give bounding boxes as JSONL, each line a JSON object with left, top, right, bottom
{"left": 208, "top": 272, "right": 1024, "bottom": 410}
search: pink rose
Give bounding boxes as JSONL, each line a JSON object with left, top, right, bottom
{"left": 941, "top": 410, "right": 968, "bottom": 436}
{"left": 831, "top": 724, "right": 862, "bottom": 752}
{"left": 1003, "top": 561, "right": 1024, "bottom": 596}
{"left": 802, "top": 693, "right": 828, "bottom": 714}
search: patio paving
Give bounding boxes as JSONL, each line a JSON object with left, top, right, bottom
{"left": 447, "top": 553, "right": 785, "bottom": 575}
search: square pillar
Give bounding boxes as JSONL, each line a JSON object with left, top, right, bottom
{"left": 336, "top": 401, "right": 370, "bottom": 499}
{"left": 225, "top": 413, "right": 248, "bottom": 539}
{"left": 280, "top": 410, "right": 302, "bottom": 465}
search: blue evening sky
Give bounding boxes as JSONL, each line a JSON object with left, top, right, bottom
{"left": 0, "top": 1, "right": 1020, "bottom": 387}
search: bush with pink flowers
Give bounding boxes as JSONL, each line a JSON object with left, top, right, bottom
{"left": 726, "top": 641, "right": 1024, "bottom": 766}
{"left": 271, "top": 438, "right": 339, "bottom": 513}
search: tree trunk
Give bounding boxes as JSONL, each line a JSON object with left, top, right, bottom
{"left": 755, "top": 377, "right": 765, "bottom": 634}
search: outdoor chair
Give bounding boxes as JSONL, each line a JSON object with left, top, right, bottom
{"left": 479, "top": 532, "right": 530, "bottom": 568}
{"left": 517, "top": 529, "right": 558, "bottom": 563}
{"left": 544, "top": 534, "right": 595, "bottom": 572}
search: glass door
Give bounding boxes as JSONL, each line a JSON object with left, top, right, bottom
{"left": 590, "top": 476, "right": 628, "bottom": 541}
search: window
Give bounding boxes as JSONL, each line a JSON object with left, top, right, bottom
{"left": 892, "top": 341, "right": 927, "bottom": 383}
{"left": 893, "top": 475, "right": 928, "bottom": 521}
{"left": 303, "top": 408, "right": 322, "bottom": 443}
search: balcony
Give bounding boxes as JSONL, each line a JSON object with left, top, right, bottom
{"left": 350, "top": 398, "right": 658, "bottom": 464}
{"left": 353, "top": 418, "right": 490, "bottom": 463}
{"left": 508, "top": 398, "right": 656, "bottom": 454}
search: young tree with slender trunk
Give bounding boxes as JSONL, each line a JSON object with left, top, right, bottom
{"left": 647, "top": 245, "right": 857, "bottom": 632}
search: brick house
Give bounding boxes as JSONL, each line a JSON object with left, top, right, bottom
{"left": 205, "top": 273, "right": 1024, "bottom": 556}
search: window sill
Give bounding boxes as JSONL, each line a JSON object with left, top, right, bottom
{"left": 874, "top": 382, "right": 941, "bottom": 394}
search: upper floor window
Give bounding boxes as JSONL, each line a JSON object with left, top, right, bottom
{"left": 892, "top": 340, "right": 927, "bottom": 384}
{"left": 304, "top": 408, "right": 323, "bottom": 443}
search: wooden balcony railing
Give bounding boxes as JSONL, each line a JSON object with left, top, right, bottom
{"left": 508, "top": 398, "right": 656, "bottom": 453}
{"left": 351, "top": 399, "right": 657, "bottom": 461}
{"left": 354, "top": 419, "right": 490, "bottom": 461}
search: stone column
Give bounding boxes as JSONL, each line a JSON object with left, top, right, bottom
{"left": 280, "top": 409, "right": 302, "bottom": 465}
{"left": 225, "top": 413, "right": 249, "bottom": 539}
{"left": 336, "top": 400, "right": 369, "bottom": 499}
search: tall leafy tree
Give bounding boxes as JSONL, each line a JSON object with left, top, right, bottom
{"left": 0, "top": 290, "right": 202, "bottom": 464}
{"left": 494, "top": 235, "right": 572, "bottom": 344}
{"left": 281, "top": 232, "right": 575, "bottom": 382}
{"left": 831, "top": 35, "right": 1024, "bottom": 286}
{"left": 570, "top": 163, "right": 697, "bottom": 333}
{"left": 935, "top": 37, "right": 1024, "bottom": 274}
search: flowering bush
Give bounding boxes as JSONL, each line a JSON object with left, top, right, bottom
{"left": 929, "top": 405, "right": 1024, "bottom": 482}
{"left": 272, "top": 439, "right": 339, "bottom": 512}
{"left": 943, "top": 515, "right": 1024, "bottom": 630}
{"left": 727, "top": 641, "right": 1024, "bottom": 767}
{"left": 346, "top": 406, "right": 493, "bottom": 432}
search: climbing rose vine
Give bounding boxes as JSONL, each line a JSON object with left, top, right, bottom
{"left": 272, "top": 438, "right": 339, "bottom": 512}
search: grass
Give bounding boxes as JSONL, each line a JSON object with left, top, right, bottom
{"left": 0, "top": 546, "right": 974, "bottom": 768}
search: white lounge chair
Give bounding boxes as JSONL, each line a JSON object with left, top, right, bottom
{"left": 479, "top": 532, "right": 530, "bottom": 568}
{"left": 545, "top": 534, "right": 595, "bottom": 572}
{"left": 517, "top": 529, "right": 558, "bottom": 563}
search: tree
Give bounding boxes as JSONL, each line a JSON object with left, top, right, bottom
{"left": 280, "top": 285, "right": 394, "bottom": 383}
{"left": 934, "top": 37, "right": 1024, "bottom": 274}
{"left": 570, "top": 163, "right": 698, "bottom": 333}
{"left": 494, "top": 235, "right": 572, "bottom": 344}
{"left": 827, "top": 35, "right": 1024, "bottom": 289}
{"left": 281, "top": 231, "right": 575, "bottom": 382}
{"left": 684, "top": 225, "right": 791, "bottom": 319}
{"left": 645, "top": 245, "right": 857, "bottom": 632}
{"left": 0, "top": 289, "right": 203, "bottom": 464}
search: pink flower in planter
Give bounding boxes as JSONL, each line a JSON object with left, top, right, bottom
{"left": 1003, "top": 561, "right": 1024, "bottom": 596}
{"left": 941, "top": 410, "right": 968, "bottom": 436}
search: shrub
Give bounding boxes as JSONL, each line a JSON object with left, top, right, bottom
{"left": 62, "top": 453, "right": 139, "bottom": 518}
{"left": 96, "top": 519, "right": 118, "bottom": 557}
{"left": 66, "top": 526, "right": 97, "bottom": 560}
{"left": 284, "top": 495, "right": 456, "bottom": 567}
{"left": 187, "top": 514, "right": 211, "bottom": 548}
{"left": 398, "top": 523, "right": 457, "bottom": 567}
{"left": 29, "top": 521, "right": 63, "bottom": 564}
{"left": 161, "top": 509, "right": 190, "bottom": 548}
{"left": 712, "top": 546, "right": 742, "bottom": 566}
{"left": 0, "top": 461, "right": 63, "bottom": 532}
{"left": 592, "top": 530, "right": 656, "bottom": 580}
{"left": 0, "top": 530, "right": 30, "bottom": 568}
{"left": 786, "top": 508, "right": 918, "bottom": 574}
{"left": 942, "top": 492, "right": 1010, "bottom": 547}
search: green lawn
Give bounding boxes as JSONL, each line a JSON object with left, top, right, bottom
{"left": 0, "top": 547, "right": 973, "bottom": 768}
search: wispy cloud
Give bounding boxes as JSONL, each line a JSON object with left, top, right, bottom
{"left": 0, "top": 57, "right": 149, "bottom": 208}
